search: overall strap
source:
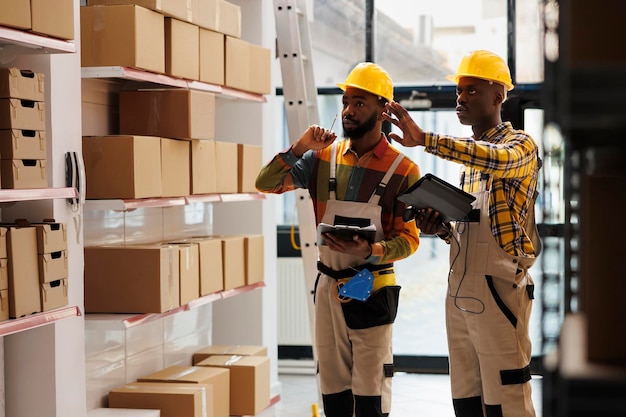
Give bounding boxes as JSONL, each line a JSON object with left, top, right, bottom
{"left": 368, "top": 153, "right": 405, "bottom": 205}
{"left": 528, "top": 148, "right": 543, "bottom": 256}
{"left": 525, "top": 190, "right": 542, "bottom": 257}
{"left": 479, "top": 171, "right": 492, "bottom": 191}
{"left": 328, "top": 142, "right": 338, "bottom": 200}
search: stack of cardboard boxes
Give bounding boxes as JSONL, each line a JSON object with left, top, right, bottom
{"left": 2, "top": 220, "right": 68, "bottom": 321}
{"left": 0, "top": 0, "right": 75, "bottom": 188}
{"left": 80, "top": 2, "right": 269, "bottom": 414}
{"left": 0, "top": 0, "right": 75, "bottom": 41}
{"left": 0, "top": 227, "right": 7, "bottom": 321}
{"left": 80, "top": 0, "right": 266, "bottom": 318}
{"left": 82, "top": 81, "right": 262, "bottom": 199}
{"left": 105, "top": 344, "right": 270, "bottom": 417}
{"left": 80, "top": 0, "right": 266, "bottom": 200}
{"left": 80, "top": 0, "right": 270, "bottom": 95}
{"left": 36, "top": 221, "right": 70, "bottom": 311}
{"left": 0, "top": 67, "right": 47, "bottom": 189}
{"left": 81, "top": 101, "right": 262, "bottom": 199}
{"left": 84, "top": 234, "right": 264, "bottom": 314}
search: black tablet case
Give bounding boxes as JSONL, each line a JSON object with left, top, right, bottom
{"left": 398, "top": 173, "right": 476, "bottom": 222}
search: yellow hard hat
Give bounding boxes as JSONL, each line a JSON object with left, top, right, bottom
{"left": 446, "top": 50, "right": 514, "bottom": 91}
{"left": 337, "top": 62, "right": 394, "bottom": 102}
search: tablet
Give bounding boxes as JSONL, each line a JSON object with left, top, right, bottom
{"left": 398, "top": 173, "right": 476, "bottom": 223}
{"left": 318, "top": 223, "right": 377, "bottom": 244}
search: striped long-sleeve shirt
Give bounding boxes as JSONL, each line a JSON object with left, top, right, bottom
{"left": 256, "top": 136, "right": 421, "bottom": 264}
{"left": 424, "top": 122, "right": 540, "bottom": 256}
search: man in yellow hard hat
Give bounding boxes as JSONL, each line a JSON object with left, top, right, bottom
{"left": 384, "top": 50, "right": 541, "bottom": 417}
{"left": 256, "top": 62, "right": 421, "bottom": 417}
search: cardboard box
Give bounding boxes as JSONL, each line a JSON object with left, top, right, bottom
{"left": 34, "top": 222, "right": 67, "bottom": 254}
{"left": 82, "top": 135, "right": 162, "bottom": 199}
{"left": 41, "top": 279, "right": 68, "bottom": 311}
{"left": 165, "top": 17, "right": 199, "bottom": 81}
{"left": 0, "top": 259, "right": 8, "bottom": 290}
{"left": 0, "top": 68, "right": 45, "bottom": 101}
{"left": 214, "top": 141, "right": 237, "bottom": 193}
{"left": 195, "top": 0, "right": 218, "bottom": 31}
{"left": 218, "top": 235, "right": 244, "bottom": 290}
{"left": 81, "top": 5, "right": 165, "bottom": 74}
{"left": 138, "top": 365, "right": 230, "bottom": 417}
{"left": 199, "top": 29, "right": 224, "bottom": 85}
{"left": 225, "top": 37, "right": 270, "bottom": 94}
{"left": 87, "top": 0, "right": 192, "bottom": 22}
{"left": 0, "top": 0, "right": 31, "bottom": 30}
{"left": 172, "top": 243, "right": 200, "bottom": 306}
{"left": 31, "top": 0, "right": 75, "bottom": 40}
{"left": 0, "top": 226, "right": 7, "bottom": 259}
{"left": 84, "top": 244, "right": 181, "bottom": 314}
{"left": 119, "top": 89, "right": 215, "bottom": 140}
{"left": 193, "top": 344, "right": 267, "bottom": 364}
{"left": 190, "top": 140, "right": 217, "bottom": 195}
{"left": 38, "top": 251, "right": 68, "bottom": 283}
{"left": 0, "top": 130, "right": 46, "bottom": 160}
{"left": 0, "top": 99, "right": 45, "bottom": 131}
{"left": 249, "top": 43, "right": 271, "bottom": 95}
{"left": 243, "top": 234, "right": 264, "bottom": 285}
{"left": 6, "top": 226, "right": 41, "bottom": 318}
{"left": 196, "top": 354, "right": 270, "bottom": 416}
{"left": 110, "top": 382, "right": 211, "bottom": 417}
{"left": 238, "top": 143, "right": 262, "bottom": 193}
{"left": 0, "top": 289, "right": 8, "bottom": 321}
{"left": 216, "top": 0, "right": 241, "bottom": 38}
{"left": 0, "top": 159, "right": 47, "bottom": 189}
{"left": 225, "top": 36, "right": 248, "bottom": 92}
{"left": 81, "top": 78, "right": 120, "bottom": 137}
{"left": 187, "top": 237, "right": 223, "bottom": 295}
{"left": 161, "top": 138, "right": 190, "bottom": 197}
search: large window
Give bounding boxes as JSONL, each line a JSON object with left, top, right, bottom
{"left": 300, "top": 0, "right": 543, "bottom": 90}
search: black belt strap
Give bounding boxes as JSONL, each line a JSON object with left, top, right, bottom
{"left": 317, "top": 261, "right": 393, "bottom": 280}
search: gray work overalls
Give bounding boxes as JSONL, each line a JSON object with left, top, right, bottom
{"left": 315, "top": 142, "right": 403, "bottom": 417}
{"left": 446, "top": 175, "right": 541, "bottom": 417}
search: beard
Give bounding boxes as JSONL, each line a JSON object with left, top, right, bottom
{"left": 342, "top": 111, "right": 378, "bottom": 140}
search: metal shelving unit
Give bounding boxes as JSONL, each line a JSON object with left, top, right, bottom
{"left": 80, "top": 45, "right": 273, "bottom": 413}
{"left": 83, "top": 193, "right": 265, "bottom": 211}
{"left": 81, "top": 66, "right": 267, "bottom": 102}
{"left": 0, "top": 187, "right": 80, "bottom": 336}
{"left": 0, "top": 187, "right": 77, "bottom": 203}
{"left": 0, "top": 25, "right": 76, "bottom": 54}
{"left": 118, "top": 282, "right": 265, "bottom": 329}
{"left": 0, "top": 306, "right": 81, "bottom": 338}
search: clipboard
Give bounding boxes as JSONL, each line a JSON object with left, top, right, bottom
{"left": 397, "top": 173, "right": 476, "bottom": 223}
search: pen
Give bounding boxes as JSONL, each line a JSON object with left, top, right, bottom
{"left": 329, "top": 114, "right": 337, "bottom": 131}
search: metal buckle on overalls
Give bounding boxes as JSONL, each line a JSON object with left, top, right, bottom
{"left": 328, "top": 178, "right": 337, "bottom": 192}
